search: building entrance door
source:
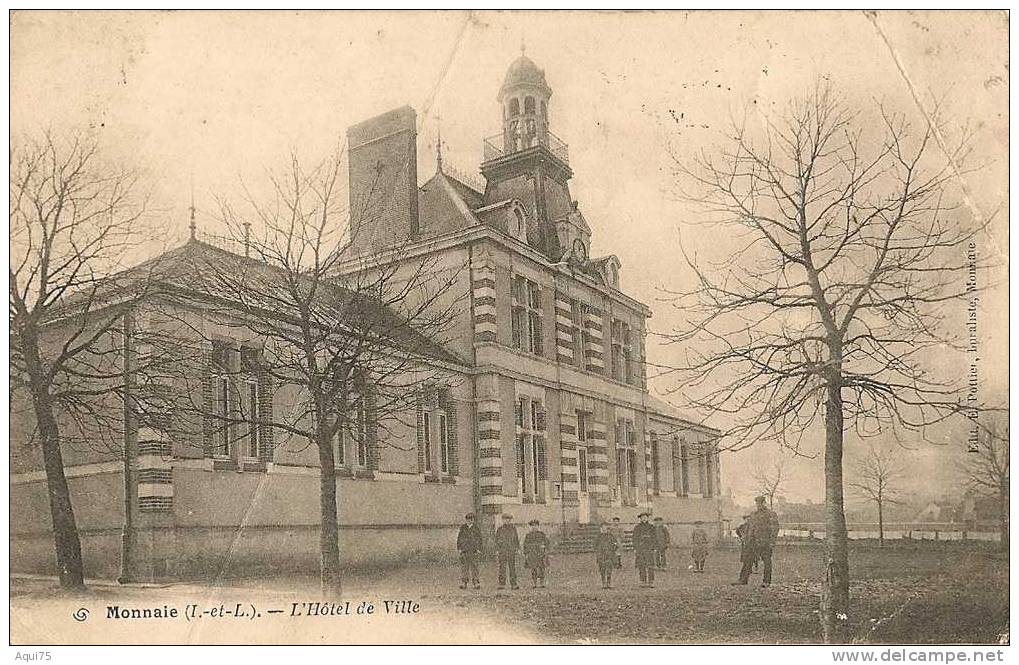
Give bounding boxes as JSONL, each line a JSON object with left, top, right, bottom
{"left": 577, "top": 447, "right": 590, "bottom": 523}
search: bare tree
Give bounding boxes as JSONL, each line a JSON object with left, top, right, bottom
{"left": 753, "top": 458, "right": 786, "bottom": 509}
{"left": 10, "top": 131, "right": 153, "bottom": 588}
{"left": 963, "top": 415, "right": 1009, "bottom": 550}
{"left": 847, "top": 445, "right": 905, "bottom": 547}
{"left": 665, "top": 84, "right": 984, "bottom": 642}
{"left": 162, "top": 146, "right": 465, "bottom": 596}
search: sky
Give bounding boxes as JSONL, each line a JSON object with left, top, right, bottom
{"left": 11, "top": 10, "right": 1009, "bottom": 506}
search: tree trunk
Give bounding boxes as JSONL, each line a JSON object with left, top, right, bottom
{"left": 998, "top": 484, "right": 1008, "bottom": 552}
{"left": 317, "top": 432, "right": 342, "bottom": 598}
{"left": 877, "top": 498, "right": 884, "bottom": 548}
{"left": 33, "top": 389, "right": 86, "bottom": 589}
{"left": 821, "top": 377, "right": 849, "bottom": 643}
{"left": 21, "top": 328, "right": 86, "bottom": 590}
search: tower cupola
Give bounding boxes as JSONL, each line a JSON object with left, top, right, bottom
{"left": 498, "top": 47, "right": 552, "bottom": 153}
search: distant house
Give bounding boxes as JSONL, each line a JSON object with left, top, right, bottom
{"left": 914, "top": 501, "right": 959, "bottom": 523}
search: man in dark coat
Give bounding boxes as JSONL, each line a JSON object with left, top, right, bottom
{"left": 594, "top": 522, "right": 618, "bottom": 588}
{"left": 735, "top": 496, "right": 781, "bottom": 586}
{"left": 522, "top": 519, "right": 550, "bottom": 588}
{"left": 632, "top": 511, "right": 658, "bottom": 588}
{"left": 456, "top": 512, "right": 483, "bottom": 589}
{"left": 495, "top": 513, "right": 520, "bottom": 590}
{"left": 653, "top": 516, "right": 671, "bottom": 569}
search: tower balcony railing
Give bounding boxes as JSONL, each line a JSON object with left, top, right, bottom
{"left": 483, "top": 130, "right": 570, "bottom": 166}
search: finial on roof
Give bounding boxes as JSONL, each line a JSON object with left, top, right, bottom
{"left": 188, "top": 181, "right": 197, "bottom": 240}
{"left": 436, "top": 112, "right": 443, "bottom": 170}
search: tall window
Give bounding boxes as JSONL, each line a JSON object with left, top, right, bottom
{"left": 577, "top": 411, "right": 588, "bottom": 443}
{"left": 678, "top": 439, "right": 690, "bottom": 496}
{"left": 650, "top": 432, "right": 660, "bottom": 494}
{"left": 334, "top": 396, "right": 367, "bottom": 469}
{"left": 615, "top": 418, "right": 638, "bottom": 504}
{"left": 578, "top": 447, "right": 589, "bottom": 493}
{"left": 239, "top": 347, "right": 261, "bottom": 459}
{"left": 211, "top": 341, "right": 232, "bottom": 457}
{"left": 512, "top": 276, "right": 543, "bottom": 356}
{"left": 355, "top": 400, "right": 368, "bottom": 467}
{"left": 423, "top": 411, "right": 432, "bottom": 473}
{"left": 439, "top": 411, "right": 450, "bottom": 474}
{"left": 515, "top": 396, "right": 546, "bottom": 501}
{"left": 571, "top": 300, "right": 584, "bottom": 367}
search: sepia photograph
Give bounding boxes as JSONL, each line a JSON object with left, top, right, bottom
{"left": 7, "top": 9, "right": 1010, "bottom": 650}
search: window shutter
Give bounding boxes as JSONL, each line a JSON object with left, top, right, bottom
{"left": 201, "top": 347, "right": 215, "bottom": 457}
{"left": 615, "top": 420, "right": 624, "bottom": 448}
{"left": 257, "top": 364, "right": 274, "bottom": 462}
{"left": 532, "top": 313, "right": 543, "bottom": 355}
{"left": 511, "top": 309, "right": 522, "bottom": 348}
{"left": 363, "top": 391, "right": 378, "bottom": 471}
{"left": 537, "top": 436, "right": 547, "bottom": 480}
{"left": 516, "top": 433, "right": 525, "bottom": 479}
{"left": 515, "top": 400, "right": 524, "bottom": 428}
{"left": 416, "top": 395, "right": 425, "bottom": 473}
{"left": 535, "top": 404, "right": 546, "bottom": 431}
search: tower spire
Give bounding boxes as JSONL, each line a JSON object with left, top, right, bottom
{"left": 435, "top": 112, "right": 443, "bottom": 170}
{"left": 188, "top": 179, "right": 197, "bottom": 240}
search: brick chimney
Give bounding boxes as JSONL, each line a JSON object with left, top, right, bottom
{"left": 346, "top": 106, "right": 419, "bottom": 254}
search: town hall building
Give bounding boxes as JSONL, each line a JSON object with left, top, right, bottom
{"left": 10, "top": 54, "right": 723, "bottom": 581}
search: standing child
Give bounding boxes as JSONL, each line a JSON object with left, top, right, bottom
{"left": 690, "top": 520, "right": 709, "bottom": 572}
{"left": 594, "top": 522, "right": 618, "bottom": 588}
{"left": 523, "top": 519, "right": 550, "bottom": 588}
{"left": 653, "top": 517, "right": 671, "bottom": 569}
{"left": 610, "top": 516, "right": 624, "bottom": 569}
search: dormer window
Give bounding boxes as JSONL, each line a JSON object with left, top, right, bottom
{"left": 609, "top": 263, "right": 618, "bottom": 287}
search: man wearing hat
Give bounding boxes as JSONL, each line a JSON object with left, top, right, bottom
{"left": 494, "top": 513, "right": 521, "bottom": 590}
{"left": 522, "top": 519, "right": 550, "bottom": 588}
{"left": 632, "top": 511, "right": 658, "bottom": 587}
{"left": 456, "top": 512, "right": 483, "bottom": 589}
{"left": 735, "top": 495, "right": 780, "bottom": 586}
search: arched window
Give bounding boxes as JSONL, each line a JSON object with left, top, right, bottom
{"left": 513, "top": 208, "right": 526, "bottom": 236}
{"left": 509, "top": 98, "right": 520, "bottom": 116}
{"left": 540, "top": 100, "right": 546, "bottom": 118}
{"left": 524, "top": 96, "right": 535, "bottom": 114}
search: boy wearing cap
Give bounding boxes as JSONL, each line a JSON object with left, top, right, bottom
{"left": 690, "top": 520, "right": 709, "bottom": 572}
{"left": 522, "top": 519, "right": 550, "bottom": 588}
{"left": 594, "top": 522, "right": 618, "bottom": 588}
{"left": 653, "top": 516, "right": 671, "bottom": 569}
{"left": 609, "top": 516, "right": 624, "bottom": 569}
{"left": 456, "top": 512, "right": 483, "bottom": 589}
{"left": 632, "top": 511, "right": 658, "bottom": 588}
{"left": 495, "top": 513, "right": 521, "bottom": 590}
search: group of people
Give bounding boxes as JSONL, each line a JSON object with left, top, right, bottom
{"left": 455, "top": 510, "right": 714, "bottom": 590}
{"left": 733, "top": 495, "right": 782, "bottom": 587}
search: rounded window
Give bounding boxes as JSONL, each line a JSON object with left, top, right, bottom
{"left": 513, "top": 208, "right": 526, "bottom": 236}
{"left": 540, "top": 100, "right": 546, "bottom": 118}
{"left": 524, "top": 96, "right": 535, "bottom": 114}
{"left": 509, "top": 98, "right": 520, "bottom": 116}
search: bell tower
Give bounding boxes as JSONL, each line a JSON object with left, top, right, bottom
{"left": 498, "top": 44, "right": 552, "bottom": 153}
{"left": 481, "top": 49, "right": 574, "bottom": 261}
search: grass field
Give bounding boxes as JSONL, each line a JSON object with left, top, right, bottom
{"left": 10, "top": 540, "right": 1008, "bottom": 644}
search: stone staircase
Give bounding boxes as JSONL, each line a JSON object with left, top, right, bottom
{"left": 555, "top": 523, "right": 633, "bottom": 554}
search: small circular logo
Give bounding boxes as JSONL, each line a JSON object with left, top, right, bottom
{"left": 73, "top": 607, "right": 89, "bottom": 622}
